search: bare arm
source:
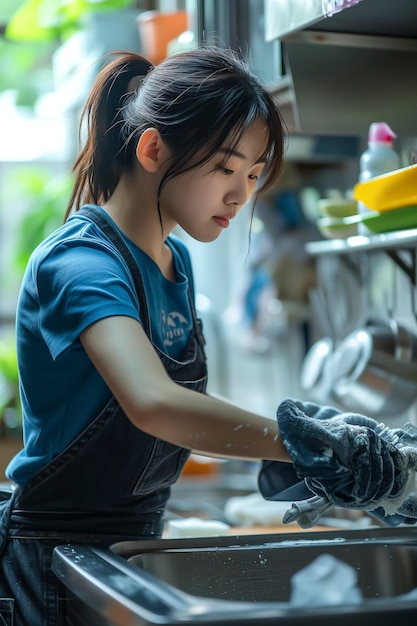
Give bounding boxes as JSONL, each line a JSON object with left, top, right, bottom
{"left": 80, "top": 316, "right": 291, "bottom": 462}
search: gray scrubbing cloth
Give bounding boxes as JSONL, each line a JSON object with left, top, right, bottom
{"left": 276, "top": 399, "right": 417, "bottom": 523}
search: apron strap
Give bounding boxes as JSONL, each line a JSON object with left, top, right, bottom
{"left": 77, "top": 205, "right": 152, "bottom": 338}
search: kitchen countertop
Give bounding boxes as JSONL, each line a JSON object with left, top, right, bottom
{"left": 227, "top": 524, "right": 336, "bottom": 534}
{"left": 162, "top": 518, "right": 341, "bottom": 538}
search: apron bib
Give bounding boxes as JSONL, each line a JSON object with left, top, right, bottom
{"left": 0, "top": 206, "right": 208, "bottom": 625}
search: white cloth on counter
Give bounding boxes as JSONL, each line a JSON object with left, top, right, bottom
{"left": 224, "top": 492, "right": 293, "bottom": 527}
{"left": 166, "top": 517, "right": 230, "bottom": 538}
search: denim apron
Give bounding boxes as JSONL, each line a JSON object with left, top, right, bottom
{"left": 0, "top": 206, "right": 208, "bottom": 625}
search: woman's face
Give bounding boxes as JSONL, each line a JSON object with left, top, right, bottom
{"left": 160, "top": 119, "right": 268, "bottom": 242}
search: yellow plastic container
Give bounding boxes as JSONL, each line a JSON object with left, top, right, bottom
{"left": 353, "top": 163, "right": 417, "bottom": 212}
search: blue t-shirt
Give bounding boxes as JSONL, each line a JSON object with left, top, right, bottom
{"left": 7, "top": 207, "right": 195, "bottom": 486}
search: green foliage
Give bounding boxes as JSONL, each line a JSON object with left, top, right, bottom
{"left": 0, "top": 338, "right": 18, "bottom": 387}
{"left": 0, "top": 0, "right": 138, "bottom": 106}
{"left": 0, "top": 0, "right": 26, "bottom": 25}
{"left": 10, "top": 166, "right": 72, "bottom": 274}
{"left": 5, "top": 0, "right": 136, "bottom": 42}
{"left": 0, "top": 336, "right": 20, "bottom": 426}
{"left": 0, "top": 38, "right": 56, "bottom": 107}
{"left": 0, "top": 165, "right": 72, "bottom": 427}
{"left": 0, "top": 0, "right": 132, "bottom": 430}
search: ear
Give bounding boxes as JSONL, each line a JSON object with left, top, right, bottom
{"left": 136, "top": 128, "right": 170, "bottom": 173}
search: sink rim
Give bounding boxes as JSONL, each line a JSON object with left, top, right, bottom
{"left": 111, "top": 525, "right": 417, "bottom": 558}
{"left": 52, "top": 527, "right": 417, "bottom": 625}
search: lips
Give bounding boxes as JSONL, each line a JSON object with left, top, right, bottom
{"left": 213, "top": 213, "right": 235, "bottom": 228}
{"left": 213, "top": 216, "right": 230, "bottom": 228}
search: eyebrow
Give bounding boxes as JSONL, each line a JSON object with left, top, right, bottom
{"left": 218, "top": 148, "right": 266, "bottom": 165}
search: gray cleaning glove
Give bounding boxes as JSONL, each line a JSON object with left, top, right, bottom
{"left": 260, "top": 398, "right": 417, "bottom": 527}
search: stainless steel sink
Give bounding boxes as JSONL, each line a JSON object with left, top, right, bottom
{"left": 52, "top": 526, "right": 417, "bottom": 625}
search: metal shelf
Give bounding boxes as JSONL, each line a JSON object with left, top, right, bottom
{"left": 306, "top": 229, "right": 417, "bottom": 285}
{"left": 306, "top": 229, "right": 417, "bottom": 256}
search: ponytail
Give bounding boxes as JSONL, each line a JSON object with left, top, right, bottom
{"left": 65, "top": 47, "right": 285, "bottom": 222}
{"left": 65, "top": 51, "right": 153, "bottom": 220}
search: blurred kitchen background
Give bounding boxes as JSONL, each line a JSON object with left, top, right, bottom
{"left": 1, "top": 0, "right": 417, "bottom": 494}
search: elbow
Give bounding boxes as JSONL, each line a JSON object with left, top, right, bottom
{"left": 120, "top": 378, "right": 177, "bottom": 434}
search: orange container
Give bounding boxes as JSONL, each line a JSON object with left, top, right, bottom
{"left": 137, "top": 10, "right": 188, "bottom": 66}
{"left": 181, "top": 454, "right": 220, "bottom": 478}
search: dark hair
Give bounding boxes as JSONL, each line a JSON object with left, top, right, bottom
{"left": 65, "top": 46, "right": 285, "bottom": 222}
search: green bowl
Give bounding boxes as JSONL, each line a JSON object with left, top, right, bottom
{"left": 317, "top": 218, "right": 357, "bottom": 239}
{"left": 318, "top": 198, "right": 358, "bottom": 219}
{"left": 317, "top": 205, "right": 417, "bottom": 239}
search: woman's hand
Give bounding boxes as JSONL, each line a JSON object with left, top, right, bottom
{"left": 276, "top": 398, "right": 411, "bottom": 511}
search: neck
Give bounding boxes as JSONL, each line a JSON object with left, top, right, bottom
{"left": 102, "top": 172, "right": 176, "bottom": 279}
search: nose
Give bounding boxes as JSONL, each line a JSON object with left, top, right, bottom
{"left": 225, "top": 178, "right": 252, "bottom": 209}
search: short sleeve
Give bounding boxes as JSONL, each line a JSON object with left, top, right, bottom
{"left": 36, "top": 237, "right": 141, "bottom": 359}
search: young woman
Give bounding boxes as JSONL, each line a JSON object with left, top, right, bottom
{"left": 0, "top": 46, "right": 290, "bottom": 625}
{"left": 0, "top": 45, "right": 412, "bottom": 625}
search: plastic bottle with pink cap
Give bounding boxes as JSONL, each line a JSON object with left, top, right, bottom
{"left": 357, "top": 122, "right": 400, "bottom": 235}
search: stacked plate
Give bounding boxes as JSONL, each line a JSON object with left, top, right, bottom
{"left": 316, "top": 164, "right": 417, "bottom": 240}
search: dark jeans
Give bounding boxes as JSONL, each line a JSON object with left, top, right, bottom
{"left": 0, "top": 494, "right": 154, "bottom": 626}
{"left": 0, "top": 533, "right": 69, "bottom": 625}
{"left": 0, "top": 524, "right": 151, "bottom": 626}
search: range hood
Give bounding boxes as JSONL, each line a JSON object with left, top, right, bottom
{"left": 265, "top": 0, "right": 417, "bottom": 137}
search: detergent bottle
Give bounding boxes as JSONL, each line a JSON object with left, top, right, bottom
{"left": 357, "top": 122, "right": 400, "bottom": 235}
